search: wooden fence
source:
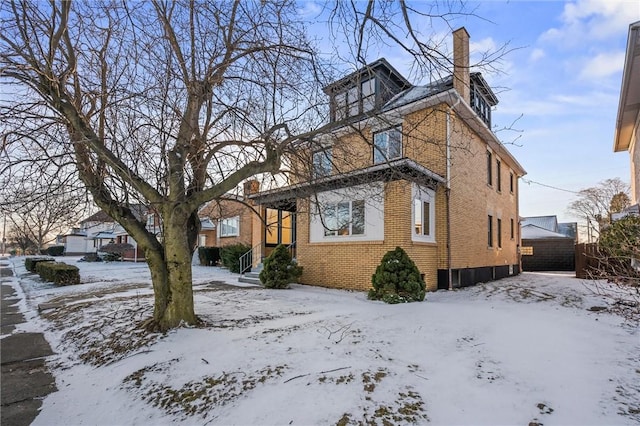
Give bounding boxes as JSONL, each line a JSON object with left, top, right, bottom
{"left": 575, "top": 243, "right": 599, "bottom": 279}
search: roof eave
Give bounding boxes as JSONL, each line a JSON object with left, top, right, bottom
{"left": 614, "top": 21, "right": 640, "bottom": 153}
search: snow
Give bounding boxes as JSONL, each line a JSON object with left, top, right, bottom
{"left": 4, "top": 257, "right": 640, "bottom": 425}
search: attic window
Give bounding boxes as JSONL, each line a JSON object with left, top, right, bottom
{"left": 471, "top": 85, "right": 491, "bottom": 127}
{"left": 332, "top": 77, "right": 377, "bottom": 122}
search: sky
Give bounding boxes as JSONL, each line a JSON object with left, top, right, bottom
{"left": 302, "top": 0, "right": 640, "bottom": 231}
{"left": 463, "top": 0, "right": 639, "bottom": 226}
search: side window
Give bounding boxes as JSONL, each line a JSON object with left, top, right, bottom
{"left": 486, "top": 151, "right": 493, "bottom": 186}
{"left": 412, "top": 187, "right": 436, "bottom": 243}
{"left": 496, "top": 159, "right": 502, "bottom": 192}
{"left": 487, "top": 215, "right": 493, "bottom": 247}
{"left": 220, "top": 216, "right": 240, "bottom": 237}
{"left": 373, "top": 127, "right": 402, "bottom": 164}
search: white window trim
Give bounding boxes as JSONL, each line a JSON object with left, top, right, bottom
{"left": 411, "top": 184, "right": 436, "bottom": 243}
{"left": 309, "top": 183, "right": 384, "bottom": 243}
{"left": 219, "top": 216, "right": 240, "bottom": 238}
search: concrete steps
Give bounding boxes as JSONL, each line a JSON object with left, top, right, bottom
{"left": 238, "top": 265, "right": 263, "bottom": 286}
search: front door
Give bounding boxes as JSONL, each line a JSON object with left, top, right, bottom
{"left": 264, "top": 208, "right": 296, "bottom": 259}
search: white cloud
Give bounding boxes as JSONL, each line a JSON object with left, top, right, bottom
{"left": 541, "top": 0, "right": 640, "bottom": 44}
{"left": 529, "top": 48, "right": 545, "bottom": 62}
{"left": 297, "top": 1, "right": 322, "bottom": 18}
{"left": 578, "top": 51, "right": 626, "bottom": 79}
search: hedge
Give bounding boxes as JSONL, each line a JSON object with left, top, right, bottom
{"left": 25, "top": 257, "right": 55, "bottom": 272}
{"left": 220, "top": 243, "right": 251, "bottom": 273}
{"left": 46, "top": 245, "right": 65, "bottom": 256}
{"left": 198, "top": 246, "right": 221, "bottom": 266}
{"left": 36, "top": 261, "right": 80, "bottom": 285}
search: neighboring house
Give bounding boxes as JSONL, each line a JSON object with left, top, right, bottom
{"left": 58, "top": 205, "right": 161, "bottom": 259}
{"left": 521, "top": 216, "right": 577, "bottom": 242}
{"left": 248, "top": 28, "right": 526, "bottom": 291}
{"left": 614, "top": 20, "right": 640, "bottom": 213}
{"left": 57, "top": 211, "right": 117, "bottom": 255}
{"left": 521, "top": 216, "right": 576, "bottom": 272}
{"left": 199, "top": 180, "right": 262, "bottom": 250}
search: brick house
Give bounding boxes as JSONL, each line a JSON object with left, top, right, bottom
{"left": 199, "top": 180, "right": 263, "bottom": 250}
{"left": 246, "top": 27, "right": 525, "bottom": 291}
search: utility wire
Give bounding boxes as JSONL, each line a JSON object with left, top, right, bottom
{"left": 520, "top": 178, "right": 581, "bottom": 194}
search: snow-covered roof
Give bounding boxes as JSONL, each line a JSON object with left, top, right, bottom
{"left": 383, "top": 76, "right": 453, "bottom": 111}
{"left": 87, "top": 231, "right": 115, "bottom": 240}
{"left": 521, "top": 224, "right": 572, "bottom": 240}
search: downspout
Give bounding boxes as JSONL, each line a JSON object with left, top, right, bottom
{"left": 446, "top": 96, "right": 461, "bottom": 290}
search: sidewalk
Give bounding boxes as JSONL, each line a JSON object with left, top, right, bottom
{"left": 1, "top": 256, "right": 57, "bottom": 426}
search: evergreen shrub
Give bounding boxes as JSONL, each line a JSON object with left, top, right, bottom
{"left": 46, "top": 246, "right": 65, "bottom": 256}
{"left": 220, "top": 243, "right": 251, "bottom": 273}
{"left": 36, "top": 261, "right": 80, "bottom": 285}
{"left": 368, "top": 246, "right": 426, "bottom": 304}
{"left": 259, "top": 244, "right": 302, "bottom": 289}
{"left": 198, "top": 246, "right": 221, "bottom": 266}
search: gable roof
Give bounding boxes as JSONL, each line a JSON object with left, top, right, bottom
{"left": 521, "top": 224, "right": 572, "bottom": 240}
{"left": 521, "top": 216, "right": 558, "bottom": 233}
{"left": 614, "top": 20, "right": 640, "bottom": 152}
{"left": 80, "top": 211, "right": 114, "bottom": 224}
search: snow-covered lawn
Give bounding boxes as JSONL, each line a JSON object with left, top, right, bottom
{"left": 6, "top": 257, "right": 640, "bottom": 425}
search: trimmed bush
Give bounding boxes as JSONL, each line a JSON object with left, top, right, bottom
{"left": 259, "top": 244, "right": 302, "bottom": 289}
{"left": 46, "top": 246, "right": 65, "bottom": 256}
{"left": 220, "top": 243, "right": 251, "bottom": 273}
{"left": 79, "top": 253, "right": 102, "bottom": 262}
{"left": 198, "top": 246, "right": 221, "bottom": 266}
{"left": 368, "top": 247, "right": 426, "bottom": 304}
{"left": 25, "top": 257, "right": 55, "bottom": 272}
{"left": 36, "top": 261, "right": 80, "bottom": 285}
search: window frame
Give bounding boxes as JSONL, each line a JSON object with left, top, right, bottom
{"left": 497, "top": 218, "right": 502, "bottom": 249}
{"left": 510, "top": 218, "right": 515, "bottom": 240}
{"left": 487, "top": 215, "right": 493, "bottom": 248}
{"left": 487, "top": 151, "right": 493, "bottom": 186}
{"left": 509, "top": 172, "right": 515, "bottom": 194}
{"left": 496, "top": 159, "right": 502, "bottom": 192}
{"left": 219, "top": 216, "right": 240, "bottom": 238}
{"left": 322, "top": 200, "right": 365, "bottom": 237}
{"left": 373, "top": 126, "right": 402, "bottom": 164}
{"left": 312, "top": 148, "right": 333, "bottom": 178}
{"left": 412, "top": 185, "right": 436, "bottom": 243}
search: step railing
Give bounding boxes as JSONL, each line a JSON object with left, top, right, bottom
{"left": 239, "top": 243, "right": 261, "bottom": 275}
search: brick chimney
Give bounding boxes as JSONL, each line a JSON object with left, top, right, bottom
{"left": 453, "top": 27, "right": 470, "bottom": 104}
{"left": 243, "top": 179, "right": 260, "bottom": 197}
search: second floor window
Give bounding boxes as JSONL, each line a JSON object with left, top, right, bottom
{"left": 373, "top": 127, "right": 402, "bottom": 164}
{"left": 220, "top": 216, "right": 240, "bottom": 237}
{"left": 496, "top": 159, "right": 502, "bottom": 192}
{"left": 312, "top": 148, "right": 332, "bottom": 178}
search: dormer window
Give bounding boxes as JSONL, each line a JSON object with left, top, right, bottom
{"left": 333, "top": 78, "right": 377, "bottom": 122}
{"left": 469, "top": 74, "right": 497, "bottom": 128}
{"left": 324, "top": 59, "right": 411, "bottom": 124}
{"left": 471, "top": 85, "right": 491, "bottom": 127}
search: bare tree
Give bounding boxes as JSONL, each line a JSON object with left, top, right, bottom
{"left": 1, "top": 0, "right": 508, "bottom": 330}
{"left": 568, "top": 178, "right": 630, "bottom": 240}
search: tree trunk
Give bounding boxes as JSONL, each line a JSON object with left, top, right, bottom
{"left": 145, "top": 209, "right": 197, "bottom": 331}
